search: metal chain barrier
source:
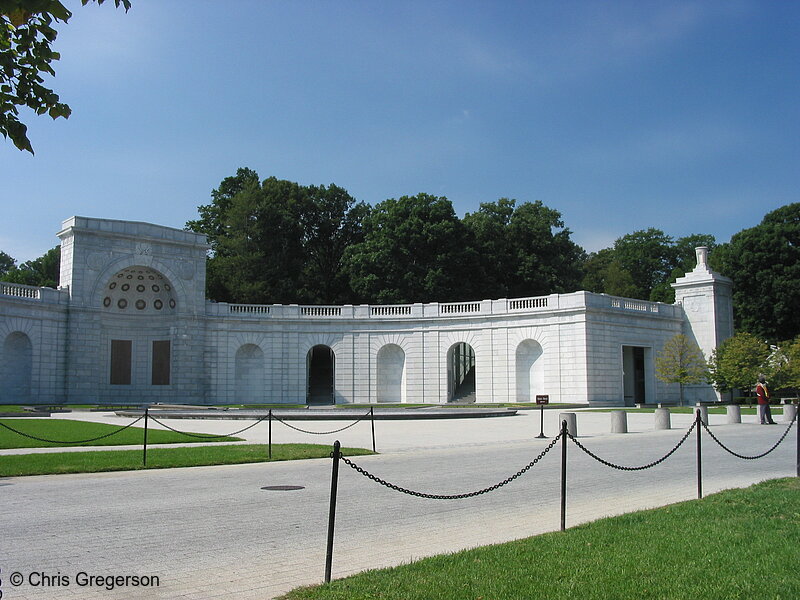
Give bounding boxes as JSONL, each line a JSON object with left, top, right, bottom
{"left": 147, "top": 414, "right": 270, "bottom": 439}
{"left": 338, "top": 433, "right": 562, "bottom": 500}
{"left": 567, "top": 419, "right": 697, "bottom": 471}
{"left": 701, "top": 411, "right": 797, "bottom": 460}
{"left": 0, "top": 416, "right": 144, "bottom": 444}
{"left": 273, "top": 412, "right": 371, "bottom": 436}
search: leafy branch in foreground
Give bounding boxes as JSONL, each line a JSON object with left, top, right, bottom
{"left": 1, "top": 0, "right": 130, "bottom": 153}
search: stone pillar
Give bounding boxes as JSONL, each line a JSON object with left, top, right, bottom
{"left": 610, "top": 411, "right": 628, "bottom": 433}
{"left": 726, "top": 404, "right": 741, "bottom": 424}
{"left": 696, "top": 404, "right": 709, "bottom": 425}
{"left": 783, "top": 403, "right": 797, "bottom": 423}
{"left": 559, "top": 412, "right": 577, "bottom": 437}
{"left": 654, "top": 407, "right": 671, "bottom": 430}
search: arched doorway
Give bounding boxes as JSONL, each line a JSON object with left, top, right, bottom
{"left": 447, "top": 342, "right": 475, "bottom": 402}
{"left": 2, "top": 332, "right": 33, "bottom": 402}
{"left": 307, "top": 345, "right": 335, "bottom": 404}
{"left": 235, "top": 344, "right": 265, "bottom": 404}
{"left": 516, "top": 339, "right": 544, "bottom": 402}
{"left": 377, "top": 344, "right": 405, "bottom": 403}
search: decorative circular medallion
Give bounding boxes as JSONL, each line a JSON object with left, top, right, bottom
{"left": 135, "top": 299, "right": 146, "bottom": 310}
{"left": 154, "top": 299, "right": 163, "bottom": 310}
{"left": 169, "top": 299, "right": 176, "bottom": 309}
{"left": 117, "top": 299, "right": 128, "bottom": 309}
{"left": 103, "top": 297, "right": 111, "bottom": 307}
{"left": 137, "top": 284, "right": 145, "bottom": 292}
{"left": 121, "top": 284, "right": 130, "bottom": 291}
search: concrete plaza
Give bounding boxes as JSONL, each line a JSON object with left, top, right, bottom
{"left": 0, "top": 408, "right": 796, "bottom": 599}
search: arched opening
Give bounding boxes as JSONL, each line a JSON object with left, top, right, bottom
{"left": 377, "top": 344, "right": 405, "bottom": 403}
{"left": 235, "top": 344, "right": 265, "bottom": 404}
{"left": 2, "top": 332, "right": 33, "bottom": 402}
{"left": 447, "top": 342, "right": 475, "bottom": 402}
{"left": 516, "top": 339, "right": 544, "bottom": 402}
{"left": 307, "top": 345, "right": 335, "bottom": 404}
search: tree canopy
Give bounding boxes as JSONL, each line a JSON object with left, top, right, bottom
{"left": 714, "top": 203, "right": 800, "bottom": 342}
{"left": 0, "top": 245, "right": 60, "bottom": 287}
{"left": 1, "top": 0, "right": 130, "bottom": 153}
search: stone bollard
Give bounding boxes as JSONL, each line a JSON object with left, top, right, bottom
{"left": 654, "top": 407, "right": 671, "bottom": 430}
{"left": 696, "top": 404, "right": 709, "bottom": 426}
{"left": 726, "top": 404, "right": 741, "bottom": 424}
{"left": 783, "top": 403, "right": 797, "bottom": 423}
{"left": 610, "top": 410, "right": 628, "bottom": 433}
{"left": 559, "top": 412, "right": 578, "bottom": 437}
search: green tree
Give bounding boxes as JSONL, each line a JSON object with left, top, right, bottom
{"left": 463, "top": 198, "right": 585, "bottom": 299}
{"left": 654, "top": 334, "right": 709, "bottom": 406}
{"left": 186, "top": 167, "right": 260, "bottom": 255}
{"left": 707, "top": 332, "right": 770, "bottom": 398}
{"left": 300, "top": 183, "right": 369, "bottom": 304}
{"left": 0, "top": 250, "right": 15, "bottom": 275}
{"left": 715, "top": 203, "right": 800, "bottom": 342}
{"left": 344, "top": 193, "right": 479, "bottom": 304}
{"left": 0, "top": 245, "right": 59, "bottom": 287}
{"left": 206, "top": 176, "right": 310, "bottom": 304}
{"left": 187, "top": 171, "right": 367, "bottom": 305}
{"left": 612, "top": 228, "right": 676, "bottom": 301}
{"left": 1, "top": 0, "right": 130, "bottom": 153}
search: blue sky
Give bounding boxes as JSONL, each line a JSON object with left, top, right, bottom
{"left": 2, "top": 0, "right": 798, "bottom": 262}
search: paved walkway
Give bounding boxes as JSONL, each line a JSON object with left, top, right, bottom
{"left": 0, "top": 409, "right": 796, "bottom": 599}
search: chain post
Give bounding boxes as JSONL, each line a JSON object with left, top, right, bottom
{"left": 143, "top": 405, "right": 149, "bottom": 467}
{"left": 560, "top": 419, "right": 568, "bottom": 531}
{"left": 370, "top": 407, "right": 376, "bottom": 452}
{"left": 696, "top": 409, "right": 702, "bottom": 499}
{"left": 324, "top": 440, "right": 341, "bottom": 583}
{"left": 796, "top": 405, "right": 799, "bottom": 477}
{"left": 268, "top": 409, "right": 272, "bottom": 460}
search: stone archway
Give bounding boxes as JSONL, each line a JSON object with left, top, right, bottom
{"left": 2, "top": 332, "right": 33, "bottom": 402}
{"left": 516, "top": 339, "right": 544, "bottom": 402}
{"left": 377, "top": 344, "right": 406, "bottom": 403}
{"left": 235, "top": 344, "right": 265, "bottom": 404}
{"left": 307, "top": 345, "right": 335, "bottom": 404}
{"left": 447, "top": 342, "right": 475, "bottom": 402}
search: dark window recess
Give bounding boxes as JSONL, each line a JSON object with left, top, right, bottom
{"left": 110, "top": 340, "right": 132, "bottom": 385}
{"left": 152, "top": 340, "right": 171, "bottom": 385}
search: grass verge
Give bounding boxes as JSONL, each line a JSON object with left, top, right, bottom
{"left": 280, "top": 478, "right": 800, "bottom": 600}
{"left": 0, "top": 444, "right": 373, "bottom": 476}
{"left": 0, "top": 419, "right": 241, "bottom": 449}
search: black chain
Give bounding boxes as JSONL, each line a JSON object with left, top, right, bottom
{"left": 568, "top": 419, "right": 697, "bottom": 471}
{"left": 701, "top": 411, "right": 797, "bottom": 460}
{"left": 147, "top": 414, "right": 270, "bottom": 439}
{"left": 338, "top": 433, "right": 561, "bottom": 500}
{"left": 273, "top": 411, "right": 371, "bottom": 436}
{"left": 0, "top": 416, "right": 144, "bottom": 444}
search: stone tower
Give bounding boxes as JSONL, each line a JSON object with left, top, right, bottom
{"left": 672, "top": 246, "right": 734, "bottom": 402}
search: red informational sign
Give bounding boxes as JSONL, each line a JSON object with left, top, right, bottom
{"left": 535, "top": 395, "right": 549, "bottom": 405}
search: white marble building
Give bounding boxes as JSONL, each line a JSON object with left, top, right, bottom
{"left": 0, "top": 217, "right": 733, "bottom": 406}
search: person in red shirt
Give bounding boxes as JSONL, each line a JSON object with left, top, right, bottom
{"left": 756, "top": 376, "right": 776, "bottom": 424}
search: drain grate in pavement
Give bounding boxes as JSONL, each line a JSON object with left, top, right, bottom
{"left": 261, "top": 485, "right": 305, "bottom": 491}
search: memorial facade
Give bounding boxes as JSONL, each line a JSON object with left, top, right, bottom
{"left": 0, "top": 217, "right": 733, "bottom": 406}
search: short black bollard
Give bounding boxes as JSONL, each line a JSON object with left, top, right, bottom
{"left": 370, "top": 406, "right": 376, "bottom": 453}
{"left": 268, "top": 409, "right": 272, "bottom": 460}
{"left": 536, "top": 403, "right": 546, "bottom": 439}
{"left": 696, "top": 409, "right": 702, "bottom": 499}
{"left": 796, "top": 407, "right": 799, "bottom": 478}
{"left": 560, "top": 419, "right": 568, "bottom": 531}
{"left": 143, "top": 406, "right": 149, "bottom": 467}
{"left": 324, "top": 440, "right": 341, "bottom": 584}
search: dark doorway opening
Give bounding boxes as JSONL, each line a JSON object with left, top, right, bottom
{"left": 307, "top": 345, "right": 334, "bottom": 404}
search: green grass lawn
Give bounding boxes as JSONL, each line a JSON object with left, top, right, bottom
{"left": 280, "top": 478, "right": 800, "bottom": 600}
{"left": 0, "top": 418, "right": 241, "bottom": 449}
{"left": 0, "top": 443, "right": 373, "bottom": 476}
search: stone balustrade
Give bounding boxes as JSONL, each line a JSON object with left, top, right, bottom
{"left": 210, "top": 291, "right": 680, "bottom": 321}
